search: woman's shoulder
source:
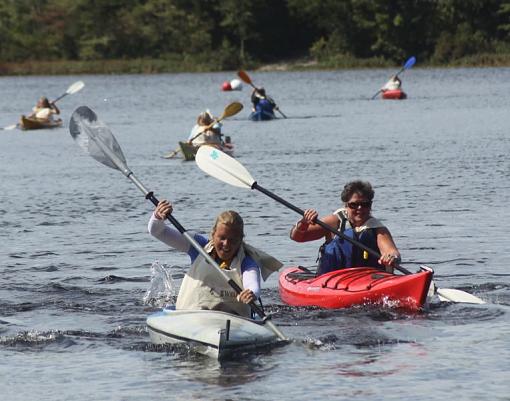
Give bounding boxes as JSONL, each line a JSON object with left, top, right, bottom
{"left": 192, "top": 232, "right": 209, "bottom": 246}
{"left": 241, "top": 254, "right": 259, "bottom": 270}
{"left": 365, "top": 216, "right": 386, "bottom": 229}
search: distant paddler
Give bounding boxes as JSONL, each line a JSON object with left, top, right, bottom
{"left": 14, "top": 81, "right": 85, "bottom": 130}
{"left": 163, "top": 102, "right": 242, "bottom": 160}
{"left": 379, "top": 75, "right": 407, "bottom": 100}
{"left": 237, "top": 70, "right": 287, "bottom": 119}
{"left": 28, "top": 96, "right": 61, "bottom": 122}
{"left": 188, "top": 110, "right": 223, "bottom": 147}
{"left": 18, "top": 96, "right": 63, "bottom": 130}
{"left": 381, "top": 75, "right": 402, "bottom": 92}
{"left": 250, "top": 87, "right": 277, "bottom": 121}
{"left": 371, "top": 56, "right": 415, "bottom": 100}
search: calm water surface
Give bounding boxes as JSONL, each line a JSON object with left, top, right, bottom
{"left": 1, "top": 68, "right": 509, "bottom": 400}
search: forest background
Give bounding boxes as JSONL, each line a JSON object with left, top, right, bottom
{"left": 1, "top": 0, "right": 510, "bottom": 75}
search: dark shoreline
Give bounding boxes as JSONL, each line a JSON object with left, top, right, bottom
{"left": 1, "top": 53, "right": 510, "bottom": 76}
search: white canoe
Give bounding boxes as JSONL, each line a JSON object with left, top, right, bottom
{"left": 147, "top": 308, "right": 280, "bottom": 359}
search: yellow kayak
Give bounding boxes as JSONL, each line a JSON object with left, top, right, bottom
{"left": 19, "top": 115, "right": 63, "bottom": 130}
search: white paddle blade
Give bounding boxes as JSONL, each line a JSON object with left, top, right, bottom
{"left": 195, "top": 146, "right": 255, "bottom": 189}
{"left": 437, "top": 288, "right": 485, "bottom": 304}
{"left": 69, "top": 106, "right": 128, "bottom": 172}
{"left": 67, "top": 81, "right": 85, "bottom": 94}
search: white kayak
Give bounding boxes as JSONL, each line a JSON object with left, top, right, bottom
{"left": 146, "top": 308, "right": 281, "bottom": 359}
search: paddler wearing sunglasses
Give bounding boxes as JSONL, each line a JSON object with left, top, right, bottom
{"left": 149, "top": 200, "right": 282, "bottom": 317}
{"left": 290, "top": 180, "right": 401, "bottom": 275}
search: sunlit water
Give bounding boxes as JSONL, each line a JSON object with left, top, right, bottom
{"left": 1, "top": 68, "right": 509, "bottom": 400}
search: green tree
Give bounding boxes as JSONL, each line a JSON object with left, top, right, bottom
{"left": 218, "top": 0, "right": 257, "bottom": 64}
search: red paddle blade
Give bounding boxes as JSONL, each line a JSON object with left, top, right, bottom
{"left": 237, "top": 70, "right": 253, "bottom": 85}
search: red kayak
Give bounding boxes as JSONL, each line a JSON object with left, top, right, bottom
{"left": 279, "top": 266, "right": 433, "bottom": 311}
{"left": 382, "top": 89, "right": 407, "bottom": 99}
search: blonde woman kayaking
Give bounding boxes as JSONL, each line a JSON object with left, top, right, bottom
{"left": 148, "top": 200, "right": 282, "bottom": 317}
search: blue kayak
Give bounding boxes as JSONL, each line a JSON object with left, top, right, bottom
{"left": 249, "top": 110, "right": 276, "bottom": 121}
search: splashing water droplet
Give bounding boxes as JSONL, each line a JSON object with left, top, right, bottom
{"left": 143, "top": 261, "right": 176, "bottom": 307}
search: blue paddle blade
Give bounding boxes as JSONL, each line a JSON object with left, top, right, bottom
{"left": 404, "top": 56, "right": 416, "bottom": 70}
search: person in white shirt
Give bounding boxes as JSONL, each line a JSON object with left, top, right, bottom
{"left": 29, "top": 97, "right": 60, "bottom": 121}
{"left": 381, "top": 75, "right": 402, "bottom": 92}
{"left": 188, "top": 111, "right": 222, "bottom": 146}
{"left": 148, "top": 200, "right": 282, "bottom": 317}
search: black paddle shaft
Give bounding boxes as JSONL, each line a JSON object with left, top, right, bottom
{"left": 251, "top": 182, "right": 412, "bottom": 275}
{"left": 52, "top": 93, "right": 68, "bottom": 103}
{"left": 144, "top": 190, "right": 268, "bottom": 319}
{"left": 145, "top": 191, "right": 187, "bottom": 234}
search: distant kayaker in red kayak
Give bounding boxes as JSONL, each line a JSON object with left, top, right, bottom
{"left": 290, "top": 180, "right": 401, "bottom": 275}
{"left": 381, "top": 75, "right": 402, "bottom": 92}
{"left": 148, "top": 200, "right": 282, "bottom": 317}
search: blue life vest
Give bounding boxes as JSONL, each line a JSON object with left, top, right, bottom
{"left": 316, "top": 216, "right": 382, "bottom": 276}
{"left": 256, "top": 98, "right": 274, "bottom": 115}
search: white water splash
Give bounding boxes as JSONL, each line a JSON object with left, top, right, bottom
{"left": 143, "top": 261, "right": 177, "bottom": 307}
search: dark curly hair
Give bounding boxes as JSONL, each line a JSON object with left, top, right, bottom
{"left": 340, "top": 180, "right": 374, "bottom": 202}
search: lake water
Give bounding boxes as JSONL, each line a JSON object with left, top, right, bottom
{"left": 1, "top": 68, "right": 509, "bottom": 401}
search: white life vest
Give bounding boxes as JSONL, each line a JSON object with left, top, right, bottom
{"left": 382, "top": 79, "right": 401, "bottom": 91}
{"left": 34, "top": 107, "right": 53, "bottom": 120}
{"left": 188, "top": 124, "right": 222, "bottom": 146}
{"left": 333, "top": 208, "right": 385, "bottom": 233}
{"left": 176, "top": 241, "right": 282, "bottom": 317}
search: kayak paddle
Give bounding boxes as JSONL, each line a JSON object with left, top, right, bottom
{"left": 52, "top": 80, "right": 85, "bottom": 103}
{"left": 195, "top": 146, "right": 485, "bottom": 305}
{"left": 2, "top": 80, "right": 85, "bottom": 131}
{"left": 69, "top": 105, "right": 288, "bottom": 341}
{"left": 371, "top": 56, "right": 416, "bottom": 100}
{"left": 237, "top": 70, "right": 287, "bottom": 118}
{"left": 163, "top": 101, "right": 243, "bottom": 159}
{"left": 0, "top": 124, "right": 18, "bottom": 131}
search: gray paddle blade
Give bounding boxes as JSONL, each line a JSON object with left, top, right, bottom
{"left": 70, "top": 106, "right": 127, "bottom": 171}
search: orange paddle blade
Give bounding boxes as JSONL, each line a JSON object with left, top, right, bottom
{"left": 237, "top": 70, "right": 253, "bottom": 85}
{"left": 218, "top": 101, "right": 243, "bottom": 121}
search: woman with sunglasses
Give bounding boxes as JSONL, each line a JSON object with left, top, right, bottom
{"left": 290, "top": 180, "right": 401, "bottom": 276}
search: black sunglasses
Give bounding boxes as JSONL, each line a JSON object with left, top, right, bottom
{"left": 347, "top": 201, "right": 372, "bottom": 209}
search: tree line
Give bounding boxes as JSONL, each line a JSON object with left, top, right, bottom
{"left": 1, "top": 0, "right": 509, "bottom": 72}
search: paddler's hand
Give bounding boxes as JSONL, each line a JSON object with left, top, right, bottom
{"left": 296, "top": 209, "right": 318, "bottom": 230}
{"left": 237, "top": 289, "right": 256, "bottom": 304}
{"left": 303, "top": 209, "right": 318, "bottom": 224}
{"left": 291, "top": 209, "right": 318, "bottom": 240}
{"left": 378, "top": 253, "right": 401, "bottom": 273}
{"left": 154, "top": 200, "right": 173, "bottom": 220}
